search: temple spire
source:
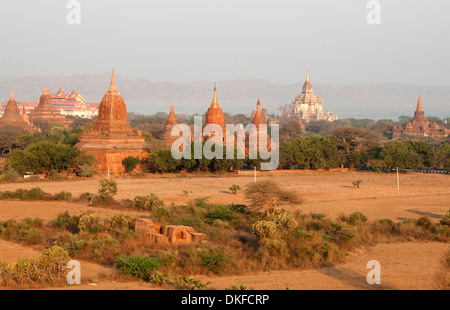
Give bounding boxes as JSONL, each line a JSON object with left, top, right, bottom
{"left": 109, "top": 69, "right": 117, "bottom": 92}
{"left": 417, "top": 94, "right": 423, "bottom": 111}
{"left": 10, "top": 91, "right": 14, "bottom": 101}
{"left": 306, "top": 68, "right": 310, "bottom": 82}
{"left": 211, "top": 85, "right": 218, "bottom": 106}
{"left": 43, "top": 84, "right": 50, "bottom": 95}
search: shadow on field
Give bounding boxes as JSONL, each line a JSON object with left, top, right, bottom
{"left": 406, "top": 209, "right": 442, "bottom": 219}
{"left": 317, "top": 267, "right": 394, "bottom": 290}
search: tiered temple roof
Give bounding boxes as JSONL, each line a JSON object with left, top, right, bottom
{"left": 291, "top": 69, "right": 337, "bottom": 122}
{"left": 29, "top": 85, "right": 68, "bottom": 127}
{"left": 76, "top": 69, "right": 147, "bottom": 175}
{"left": 0, "top": 92, "right": 37, "bottom": 132}
{"left": 393, "top": 95, "right": 449, "bottom": 138}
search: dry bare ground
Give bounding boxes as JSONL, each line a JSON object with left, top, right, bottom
{"left": 0, "top": 170, "right": 449, "bottom": 290}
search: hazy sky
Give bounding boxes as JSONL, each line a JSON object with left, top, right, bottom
{"left": 0, "top": 0, "right": 449, "bottom": 86}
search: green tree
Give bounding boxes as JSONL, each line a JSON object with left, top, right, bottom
{"left": 122, "top": 156, "right": 141, "bottom": 173}
{"left": 148, "top": 149, "right": 179, "bottom": 173}
{"left": 9, "top": 141, "right": 80, "bottom": 174}
{"left": 97, "top": 178, "right": 118, "bottom": 204}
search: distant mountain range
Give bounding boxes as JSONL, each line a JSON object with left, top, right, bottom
{"left": 1, "top": 74, "right": 449, "bottom": 120}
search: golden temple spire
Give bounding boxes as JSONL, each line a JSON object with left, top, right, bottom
{"left": 417, "top": 94, "right": 423, "bottom": 111}
{"left": 109, "top": 69, "right": 117, "bottom": 92}
{"left": 211, "top": 84, "right": 218, "bottom": 107}
{"left": 306, "top": 68, "right": 310, "bottom": 82}
{"left": 10, "top": 91, "right": 14, "bottom": 101}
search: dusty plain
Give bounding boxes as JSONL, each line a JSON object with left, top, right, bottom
{"left": 0, "top": 170, "right": 448, "bottom": 290}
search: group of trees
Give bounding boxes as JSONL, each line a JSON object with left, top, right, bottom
{"left": 1, "top": 111, "right": 449, "bottom": 177}
{"left": 0, "top": 122, "right": 96, "bottom": 176}
{"left": 279, "top": 128, "right": 450, "bottom": 172}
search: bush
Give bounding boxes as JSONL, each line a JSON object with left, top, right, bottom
{"left": 79, "top": 165, "right": 97, "bottom": 178}
{"left": 311, "top": 213, "right": 326, "bottom": 220}
{"left": 97, "top": 179, "right": 118, "bottom": 204}
{"left": 352, "top": 180, "right": 362, "bottom": 188}
{"left": 187, "top": 246, "right": 230, "bottom": 274}
{"left": 252, "top": 220, "right": 278, "bottom": 239}
{"left": 229, "top": 184, "right": 241, "bottom": 195}
{"left": 268, "top": 211, "right": 298, "bottom": 230}
{"left": 78, "top": 192, "right": 95, "bottom": 204}
{"left": 54, "top": 191, "right": 72, "bottom": 202}
{"left": 206, "top": 205, "right": 237, "bottom": 223}
{"left": 132, "top": 193, "right": 164, "bottom": 211}
{"left": 0, "top": 168, "right": 20, "bottom": 182}
{"left": 440, "top": 209, "right": 450, "bottom": 226}
{"left": 48, "top": 170, "right": 66, "bottom": 181}
{"left": 347, "top": 212, "right": 367, "bottom": 225}
{"left": 108, "top": 214, "right": 133, "bottom": 232}
{"left": 122, "top": 156, "right": 141, "bottom": 173}
{"left": 78, "top": 213, "right": 102, "bottom": 234}
{"left": 416, "top": 216, "right": 432, "bottom": 230}
{"left": 50, "top": 212, "right": 80, "bottom": 233}
{"left": 115, "top": 255, "right": 163, "bottom": 281}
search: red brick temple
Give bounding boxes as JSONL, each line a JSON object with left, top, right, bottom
{"left": 0, "top": 92, "right": 37, "bottom": 133}
{"left": 76, "top": 69, "right": 148, "bottom": 175}
{"left": 393, "top": 95, "right": 449, "bottom": 138}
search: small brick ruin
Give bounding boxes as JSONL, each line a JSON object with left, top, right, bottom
{"left": 135, "top": 218, "right": 206, "bottom": 245}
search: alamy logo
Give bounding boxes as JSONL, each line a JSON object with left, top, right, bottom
{"left": 367, "top": 0, "right": 381, "bottom": 25}
{"left": 67, "top": 260, "right": 81, "bottom": 285}
{"left": 66, "top": 0, "right": 81, "bottom": 25}
{"left": 366, "top": 260, "right": 381, "bottom": 285}
{"left": 170, "top": 116, "right": 279, "bottom": 171}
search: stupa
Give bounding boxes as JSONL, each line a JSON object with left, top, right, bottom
{"left": 162, "top": 105, "right": 180, "bottom": 147}
{"left": 0, "top": 92, "right": 37, "bottom": 133}
{"left": 76, "top": 69, "right": 148, "bottom": 175}
{"left": 29, "top": 85, "right": 67, "bottom": 128}
{"left": 204, "top": 86, "right": 227, "bottom": 143}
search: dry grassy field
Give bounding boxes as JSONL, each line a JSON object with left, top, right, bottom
{"left": 0, "top": 170, "right": 449, "bottom": 290}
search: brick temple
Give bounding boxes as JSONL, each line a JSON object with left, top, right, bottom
{"left": 393, "top": 95, "right": 449, "bottom": 138}
{"left": 29, "top": 85, "right": 69, "bottom": 128}
{"left": 0, "top": 92, "right": 37, "bottom": 133}
{"left": 76, "top": 69, "right": 148, "bottom": 175}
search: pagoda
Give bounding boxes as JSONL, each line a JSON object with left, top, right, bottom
{"left": 291, "top": 69, "right": 337, "bottom": 122}
{"left": 204, "top": 86, "right": 227, "bottom": 143}
{"left": 76, "top": 69, "right": 148, "bottom": 175}
{"left": 0, "top": 92, "right": 37, "bottom": 133}
{"left": 393, "top": 95, "right": 449, "bottom": 138}
{"left": 29, "top": 85, "right": 68, "bottom": 128}
{"left": 162, "top": 105, "right": 180, "bottom": 147}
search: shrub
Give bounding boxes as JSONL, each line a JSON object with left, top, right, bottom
{"left": 187, "top": 246, "right": 230, "bottom": 274}
{"left": 206, "top": 205, "right": 237, "bottom": 223}
{"left": 149, "top": 270, "right": 170, "bottom": 286}
{"left": 440, "top": 209, "right": 450, "bottom": 226}
{"left": 78, "top": 192, "right": 95, "bottom": 204}
{"left": 0, "top": 168, "right": 20, "bottom": 182}
{"left": 347, "top": 212, "right": 367, "bottom": 225}
{"left": 50, "top": 212, "right": 80, "bottom": 233}
{"left": 115, "top": 255, "right": 163, "bottom": 281}
{"left": 122, "top": 156, "right": 141, "bottom": 173}
{"left": 352, "top": 180, "right": 362, "bottom": 188}
{"left": 268, "top": 211, "right": 298, "bottom": 230}
{"left": 97, "top": 179, "right": 118, "bottom": 204}
{"left": 229, "top": 184, "right": 241, "bottom": 195}
{"left": 152, "top": 207, "right": 172, "bottom": 222}
{"left": 371, "top": 218, "right": 394, "bottom": 234}
{"left": 22, "top": 227, "right": 43, "bottom": 245}
{"left": 108, "top": 214, "right": 133, "bottom": 232}
{"left": 132, "top": 193, "right": 164, "bottom": 211}
{"left": 252, "top": 220, "right": 278, "bottom": 239}
{"left": 311, "top": 213, "right": 326, "bottom": 220}
{"left": 416, "top": 216, "right": 432, "bottom": 230}
{"left": 48, "top": 170, "right": 66, "bottom": 181}
{"left": 78, "top": 213, "right": 102, "bottom": 234}
{"left": 244, "top": 180, "right": 303, "bottom": 215}
{"left": 174, "top": 215, "right": 204, "bottom": 230}
{"left": 54, "top": 190, "right": 72, "bottom": 202}
{"left": 79, "top": 165, "right": 97, "bottom": 178}
{"left": 226, "top": 283, "right": 254, "bottom": 290}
